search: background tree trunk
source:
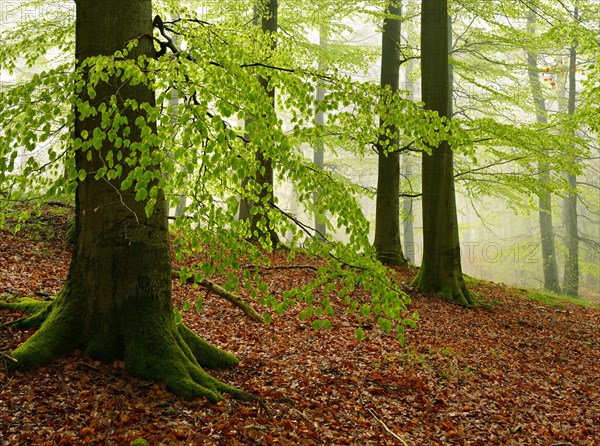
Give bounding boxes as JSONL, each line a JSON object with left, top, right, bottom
{"left": 402, "top": 53, "right": 416, "bottom": 264}
{"left": 563, "top": 32, "right": 579, "bottom": 297}
{"left": 526, "top": 16, "right": 561, "bottom": 294}
{"left": 9, "top": 0, "right": 249, "bottom": 402}
{"left": 373, "top": 0, "right": 406, "bottom": 265}
{"left": 410, "top": 0, "right": 473, "bottom": 305}
{"left": 250, "top": 0, "right": 281, "bottom": 246}
{"left": 313, "top": 30, "right": 327, "bottom": 242}
{"left": 238, "top": 6, "right": 260, "bottom": 223}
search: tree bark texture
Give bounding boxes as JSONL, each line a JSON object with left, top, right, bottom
{"left": 240, "top": 0, "right": 281, "bottom": 247}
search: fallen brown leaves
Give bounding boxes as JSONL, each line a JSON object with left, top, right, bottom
{"left": 1, "top": 217, "right": 599, "bottom": 445}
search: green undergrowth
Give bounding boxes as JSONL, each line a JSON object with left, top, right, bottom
{"left": 463, "top": 275, "right": 487, "bottom": 286}
{"left": 0, "top": 199, "right": 74, "bottom": 242}
{"left": 462, "top": 274, "right": 600, "bottom": 310}
{"left": 373, "top": 346, "right": 476, "bottom": 382}
{"left": 525, "top": 290, "right": 600, "bottom": 310}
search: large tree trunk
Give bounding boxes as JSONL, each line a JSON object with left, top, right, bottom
{"left": 8, "top": 0, "right": 250, "bottom": 402}
{"left": 410, "top": 0, "right": 473, "bottom": 305}
{"left": 563, "top": 37, "right": 579, "bottom": 297}
{"left": 373, "top": 0, "right": 406, "bottom": 265}
{"left": 525, "top": 16, "right": 561, "bottom": 294}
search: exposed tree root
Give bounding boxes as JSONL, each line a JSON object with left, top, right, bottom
{"left": 0, "top": 297, "right": 54, "bottom": 329}
{"left": 177, "top": 324, "right": 239, "bottom": 369}
{"left": 124, "top": 316, "right": 256, "bottom": 402}
{"left": 0, "top": 296, "right": 54, "bottom": 313}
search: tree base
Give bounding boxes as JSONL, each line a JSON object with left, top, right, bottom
{"left": 2, "top": 295, "right": 253, "bottom": 402}
{"left": 375, "top": 249, "right": 407, "bottom": 267}
{"left": 410, "top": 268, "right": 477, "bottom": 307}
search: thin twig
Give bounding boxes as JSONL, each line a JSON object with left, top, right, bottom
{"left": 501, "top": 339, "right": 531, "bottom": 358}
{"left": 368, "top": 408, "right": 409, "bottom": 446}
{"left": 242, "top": 264, "right": 319, "bottom": 272}
{"left": 0, "top": 316, "right": 27, "bottom": 329}
{"left": 1, "top": 352, "right": 17, "bottom": 363}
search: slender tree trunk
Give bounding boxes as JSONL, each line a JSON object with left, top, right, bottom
{"left": 240, "top": 0, "right": 281, "bottom": 247}
{"left": 410, "top": 0, "right": 473, "bottom": 304}
{"left": 563, "top": 30, "right": 579, "bottom": 297}
{"left": 312, "top": 98, "right": 326, "bottom": 241}
{"left": 373, "top": 0, "right": 406, "bottom": 265}
{"left": 525, "top": 16, "right": 561, "bottom": 294}
{"left": 238, "top": 7, "right": 259, "bottom": 223}
{"left": 168, "top": 22, "right": 187, "bottom": 218}
{"left": 402, "top": 50, "right": 415, "bottom": 264}
{"left": 9, "top": 0, "right": 250, "bottom": 402}
{"left": 313, "top": 30, "right": 327, "bottom": 242}
{"left": 402, "top": 157, "right": 415, "bottom": 263}
{"left": 238, "top": 113, "right": 256, "bottom": 221}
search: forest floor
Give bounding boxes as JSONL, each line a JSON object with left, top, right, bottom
{"left": 0, "top": 207, "right": 599, "bottom": 446}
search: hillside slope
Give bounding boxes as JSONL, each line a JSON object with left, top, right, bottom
{"left": 1, "top": 211, "right": 598, "bottom": 445}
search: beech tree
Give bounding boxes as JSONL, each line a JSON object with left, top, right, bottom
{"left": 526, "top": 15, "right": 561, "bottom": 294}
{"left": 373, "top": 0, "right": 407, "bottom": 265}
{"left": 410, "top": 0, "right": 474, "bottom": 305}
{"left": 238, "top": 0, "right": 281, "bottom": 247}
{"left": 562, "top": 5, "right": 580, "bottom": 296}
{"left": 313, "top": 30, "right": 327, "bottom": 241}
{"left": 4, "top": 0, "right": 254, "bottom": 401}
{"left": 436, "top": 0, "right": 595, "bottom": 294}
{"left": 1, "top": 0, "right": 421, "bottom": 395}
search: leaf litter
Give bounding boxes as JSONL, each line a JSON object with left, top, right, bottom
{"left": 0, "top": 213, "right": 599, "bottom": 445}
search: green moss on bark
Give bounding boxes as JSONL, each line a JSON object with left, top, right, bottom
{"left": 411, "top": 265, "right": 476, "bottom": 307}
{"left": 1, "top": 0, "right": 253, "bottom": 404}
{"left": 84, "top": 331, "right": 122, "bottom": 363}
{"left": 123, "top": 315, "right": 252, "bottom": 402}
{"left": 0, "top": 296, "right": 53, "bottom": 313}
{"left": 178, "top": 324, "right": 239, "bottom": 369}
{"left": 8, "top": 295, "right": 79, "bottom": 369}
{"left": 0, "top": 297, "right": 53, "bottom": 329}
{"left": 7, "top": 288, "right": 253, "bottom": 402}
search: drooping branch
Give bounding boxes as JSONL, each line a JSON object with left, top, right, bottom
{"left": 241, "top": 264, "right": 319, "bottom": 272}
{"left": 171, "top": 270, "right": 263, "bottom": 323}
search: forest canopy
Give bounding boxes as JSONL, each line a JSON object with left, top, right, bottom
{"left": 0, "top": 0, "right": 598, "bottom": 367}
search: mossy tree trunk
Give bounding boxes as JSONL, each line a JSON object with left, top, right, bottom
{"left": 373, "top": 0, "right": 407, "bottom": 266}
{"left": 410, "top": 0, "right": 473, "bottom": 305}
{"left": 9, "top": 0, "right": 250, "bottom": 402}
